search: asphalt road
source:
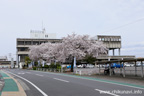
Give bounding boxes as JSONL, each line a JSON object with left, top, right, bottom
{"left": 3, "top": 69, "right": 144, "bottom": 96}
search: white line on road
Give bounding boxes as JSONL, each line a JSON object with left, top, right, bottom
{"left": 18, "top": 73, "right": 25, "bottom": 74}
{"left": 5, "top": 71, "right": 48, "bottom": 96}
{"left": 36, "top": 74, "right": 43, "bottom": 77}
{"left": 53, "top": 78, "right": 69, "bottom": 83}
{"left": 95, "top": 89, "right": 119, "bottom": 96}
{"left": 25, "top": 72, "right": 31, "bottom": 73}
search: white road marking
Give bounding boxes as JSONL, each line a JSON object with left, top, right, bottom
{"left": 5, "top": 71, "right": 48, "bottom": 96}
{"left": 95, "top": 89, "right": 119, "bottom": 96}
{"left": 53, "top": 78, "right": 69, "bottom": 83}
{"left": 36, "top": 74, "right": 43, "bottom": 77}
{"left": 25, "top": 72, "right": 31, "bottom": 73}
{"left": 18, "top": 73, "right": 25, "bottom": 74}
{"left": 26, "top": 73, "right": 32, "bottom": 74}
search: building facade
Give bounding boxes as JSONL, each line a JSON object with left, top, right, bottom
{"left": 16, "top": 34, "right": 135, "bottom": 67}
{"left": 97, "top": 35, "right": 121, "bottom": 56}
{"left": 16, "top": 38, "right": 61, "bottom": 65}
{"left": 0, "top": 56, "right": 7, "bottom": 61}
{"left": 16, "top": 29, "right": 60, "bottom": 67}
{"left": 93, "top": 35, "right": 134, "bottom": 60}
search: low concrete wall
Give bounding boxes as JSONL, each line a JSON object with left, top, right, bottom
{"left": 74, "top": 68, "right": 100, "bottom": 75}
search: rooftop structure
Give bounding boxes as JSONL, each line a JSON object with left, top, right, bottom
{"left": 93, "top": 35, "right": 121, "bottom": 56}
{"left": 30, "top": 28, "right": 56, "bottom": 39}
{"left": 92, "top": 35, "right": 135, "bottom": 60}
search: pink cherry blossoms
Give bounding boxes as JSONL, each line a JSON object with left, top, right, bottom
{"left": 29, "top": 33, "right": 108, "bottom": 63}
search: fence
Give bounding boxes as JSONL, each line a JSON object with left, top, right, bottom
{"left": 36, "top": 68, "right": 71, "bottom": 73}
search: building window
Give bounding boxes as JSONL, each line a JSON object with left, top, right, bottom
{"left": 45, "top": 35, "right": 48, "bottom": 37}
{"left": 99, "top": 38, "right": 101, "bottom": 41}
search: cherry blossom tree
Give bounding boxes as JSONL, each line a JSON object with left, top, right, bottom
{"left": 29, "top": 45, "right": 41, "bottom": 62}
{"left": 60, "top": 33, "right": 108, "bottom": 72}
{"left": 29, "top": 43, "right": 56, "bottom": 65}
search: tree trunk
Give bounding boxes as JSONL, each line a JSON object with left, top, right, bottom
{"left": 27, "top": 62, "right": 28, "bottom": 68}
{"left": 71, "top": 57, "right": 74, "bottom": 72}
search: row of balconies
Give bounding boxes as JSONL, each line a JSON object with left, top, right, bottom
{"left": 17, "top": 51, "right": 29, "bottom": 55}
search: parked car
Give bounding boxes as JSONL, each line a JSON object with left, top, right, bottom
{"left": 96, "top": 64, "right": 103, "bottom": 68}
{"left": 130, "top": 64, "right": 135, "bottom": 67}
{"left": 106, "top": 63, "right": 123, "bottom": 68}
{"left": 77, "top": 65, "right": 83, "bottom": 68}
{"left": 77, "top": 64, "right": 87, "bottom": 68}
{"left": 67, "top": 65, "right": 71, "bottom": 68}
{"left": 124, "top": 64, "right": 131, "bottom": 67}
{"left": 136, "top": 62, "right": 144, "bottom": 67}
{"left": 86, "top": 64, "right": 94, "bottom": 68}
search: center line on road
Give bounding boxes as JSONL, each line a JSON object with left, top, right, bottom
{"left": 95, "top": 89, "right": 119, "bottom": 96}
{"left": 53, "top": 78, "right": 69, "bottom": 83}
{"left": 4, "top": 71, "right": 48, "bottom": 96}
{"left": 35, "top": 74, "right": 43, "bottom": 77}
{"left": 26, "top": 72, "right": 31, "bottom": 73}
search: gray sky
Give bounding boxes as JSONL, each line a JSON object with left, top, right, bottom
{"left": 0, "top": 0, "right": 144, "bottom": 60}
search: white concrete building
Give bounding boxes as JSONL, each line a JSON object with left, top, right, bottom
{"left": 0, "top": 56, "right": 7, "bottom": 61}
{"left": 30, "top": 28, "right": 56, "bottom": 39}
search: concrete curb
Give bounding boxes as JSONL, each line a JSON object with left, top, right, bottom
{"left": 1, "top": 71, "right": 27, "bottom": 96}
{"left": 0, "top": 73, "right": 5, "bottom": 92}
{"left": 0, "top": 79, "right": 5, "bottom": 92}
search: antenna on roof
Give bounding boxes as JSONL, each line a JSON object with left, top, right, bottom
{"left": 42, "top": 20, "right": 43, "bottom": 30}
{"left": 42, "top": 20, "right": 46, "bottom": 33}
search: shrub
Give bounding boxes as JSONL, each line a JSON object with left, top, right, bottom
{"left": 43, "top": 65, "right": 49, "bottom": 68}
{"left": 49, "top": 63, "right": 56, "bottom": 68}
{"left": 33, "top": 67, "right": 36, "bottom": 70}
{"left": 56, "top": 63, "right": 61, "bottom": 69}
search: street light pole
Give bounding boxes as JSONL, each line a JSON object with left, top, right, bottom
{"left": 74, "top": 56, "right": 76, "bottom": 68}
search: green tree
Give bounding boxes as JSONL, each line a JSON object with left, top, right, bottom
{"left": 83, "top": 54, "right": 96, "bottom": 64}
{"left": 56, "top": 63, "right": 61, "bottom": 70}
{"left": 34, "top": 61, "right": 38, "bottom": 67}
{"left": 25, "top": 56, "right": 31, "bottom": 68}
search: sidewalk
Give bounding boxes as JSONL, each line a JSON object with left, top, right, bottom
{"left": 0, "top": 71, "right": 26, "bottom": 96}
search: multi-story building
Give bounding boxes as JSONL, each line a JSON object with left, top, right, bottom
{"left": 0, "top": 56, "right": 16, "bottom": 68}
{"left": 16, "top": 29, "right": 61, "bottom": 67}
{"left": 93, "top": 35, "right": 135, "bottom": 60}
{"left": 96, "top": 35, "right": 121, "bottom": 56}
{"left": 0, "top": 56, "right": 7, "bottom": 61}
{"left": 16, "top": 31, "right": 135, "bottom": 67}
{"left": 17, "top": 38, "right": 61, "bottom": 63}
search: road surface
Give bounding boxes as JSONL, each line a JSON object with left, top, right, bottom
{"left": 2, "top": 69, "right": 144, "bottom": 96}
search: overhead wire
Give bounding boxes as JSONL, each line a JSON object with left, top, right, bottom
{"left": 102, "top": 17, "right": 144, "bottom": 34}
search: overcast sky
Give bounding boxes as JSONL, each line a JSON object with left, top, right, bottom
{"left": 0, "top": 0, "right": 144, "bottom": 60}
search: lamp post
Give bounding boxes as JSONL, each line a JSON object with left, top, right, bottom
{"left": 74, "top": 56, "right": 76, "bottom": 68}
